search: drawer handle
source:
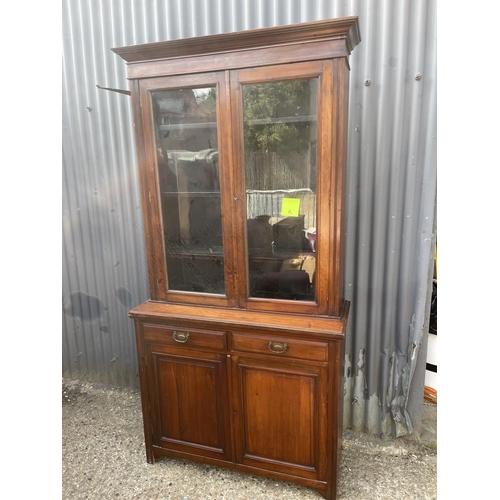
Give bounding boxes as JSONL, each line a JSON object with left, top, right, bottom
{"left": 268, "top": 341, "right": 288, "bottom": 354}
{"left": 173, "top": 331, "right": 190, "bottom": 343}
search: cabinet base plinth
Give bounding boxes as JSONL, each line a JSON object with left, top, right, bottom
{"left": 151, "top": 445, "right": 330, "bottom": 499}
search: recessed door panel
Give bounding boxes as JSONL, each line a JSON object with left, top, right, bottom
{"left": 232, "top": 356, "right": 328, "bottom": 480}
{"left": 146, "top": 344, "right": 230, "bottom": 460}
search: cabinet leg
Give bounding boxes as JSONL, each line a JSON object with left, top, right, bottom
{"left": 316, "top": 487, "right": 328, "bottom": 499}
{"left": 324, "top": 483, "right": 339, "bottom": 500}
{"left": 145, "top": 446, "right": 155, "bottom": 464}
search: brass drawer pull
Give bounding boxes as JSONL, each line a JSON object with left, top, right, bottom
{"left": 173, "top": 331, "right": 190, "bottom": 343}
{"left": 268, "top": 340, "right": 288, "bottom": 353}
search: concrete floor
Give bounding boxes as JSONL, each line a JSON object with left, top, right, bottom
{"left": 419, "top": 401, "right": 437, "bottom": 450}
{"left": 62, "top": 379, "right": 437, "bottom": 500}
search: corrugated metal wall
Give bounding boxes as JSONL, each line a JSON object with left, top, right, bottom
{"left": 62, "top": 0, "right": 436, "bottom": 437}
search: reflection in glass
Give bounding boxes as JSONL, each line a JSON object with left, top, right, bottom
{"left": 243, "top": 79, "right": 318, "bottom": 301}
{"left": 153, "top": 87, "right": 225, "bottom": 294}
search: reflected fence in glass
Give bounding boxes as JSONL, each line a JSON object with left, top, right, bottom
{"left": 152, "top": 87, "right": 225, "bottom": 294}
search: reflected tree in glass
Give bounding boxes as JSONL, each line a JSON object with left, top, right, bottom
{"left": 243, "top": 79, "right": 318, "bottom": 301}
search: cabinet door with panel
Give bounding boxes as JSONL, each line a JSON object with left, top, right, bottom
{"left": 144, "top": 339, "right": 232, "bottom": 461}
{"left": 231, "top": 352, "right": 328, "bottom": 481}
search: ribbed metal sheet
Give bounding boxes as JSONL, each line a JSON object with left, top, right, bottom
{"left": 62, "top": 0, "right": 436, "bottom": 436}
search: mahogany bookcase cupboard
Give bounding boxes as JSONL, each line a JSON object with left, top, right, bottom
{"left": 113, "top": 16, "right": 360, "bottom": 500}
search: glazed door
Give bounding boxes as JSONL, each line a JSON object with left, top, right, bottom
{"left": 145, "top": 343, "right": 232, "bottom": 461}
{"left": 230, "top": 61, "right": 336, "bottom": 315}
{"left": 138, "top": 72, "right": 237, "bottom": 306}
{"left": 231, "top": 354, "right": 328, "bottom": 480}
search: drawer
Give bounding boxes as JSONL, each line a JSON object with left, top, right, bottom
{"left": 232, "top": 332, "right": 328, "bottom": 362}
{"left": 143, "top": 323, "right": 227, "bottom": 351}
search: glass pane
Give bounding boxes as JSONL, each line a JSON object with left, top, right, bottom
{"left": 152, "top": 87, "right": 225, "bottom": 294}
{"left": 243, "top": 79, "right": 317, "bottom": 301}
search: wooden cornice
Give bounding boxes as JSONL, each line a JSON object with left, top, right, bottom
{"left": 112, "top": 16, "right": 360, "bottom": 64}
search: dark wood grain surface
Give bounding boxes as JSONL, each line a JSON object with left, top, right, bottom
{"left": 117, "top": 16, "right": 360, "bottom": 499}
